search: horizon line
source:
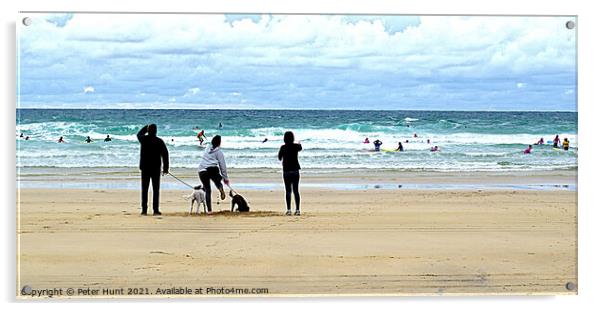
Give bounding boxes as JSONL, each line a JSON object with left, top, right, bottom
{"left": 16, "top": 107, "right": 578, "bottom": 113}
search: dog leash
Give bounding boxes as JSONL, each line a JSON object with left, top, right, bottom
{"left": 168, "top": 172, "right": 195, "bottom": 189}
{"left": 226, "top": 184, "right": 240, "bottom": 195}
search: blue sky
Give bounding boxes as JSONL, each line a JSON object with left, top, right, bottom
{"left": 18, "top": 14, "right": 576, "bottom": 110}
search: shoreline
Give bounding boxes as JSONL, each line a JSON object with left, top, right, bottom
{"left": 17, "top": 167, "right": 577, "bottom": 191}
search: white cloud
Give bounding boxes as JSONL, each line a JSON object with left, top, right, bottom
{"left": 83, "top": 86, "right": 95, "bottom": 93}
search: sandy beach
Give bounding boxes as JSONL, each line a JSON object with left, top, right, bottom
{"left": 16, "top": 170, "right": 577, "bottom": 297}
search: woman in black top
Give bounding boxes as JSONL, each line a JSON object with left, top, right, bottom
{"left": 278, "top": 131, "right": 302, "bottom": 216}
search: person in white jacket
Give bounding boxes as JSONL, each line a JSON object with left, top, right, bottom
{"left": 198, "top": 135, "right": 229, "bottom": 214}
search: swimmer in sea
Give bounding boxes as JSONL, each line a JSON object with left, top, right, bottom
{"left": 395, "top": 142, "right": 404, "bottom": 152}
{"left": 262, "top": 138, "right": 268, "bottom": 143}
{"left": 430, "top": 146, "right": 440, "bottom": 152}
{"left": 524, "top": 145, "right": 533, "bottom": 154}
{"left": 58, "top": 136, "right": 65, "bottom": 143}
{"left": 373, "top": 139, "right": 383, "bottom": 152}
{"left": 553, "top": 135, "right": 560, "bottom": 148}
{"left": 535, "top": 137, "right": 544, "bottom": 145}
{"left": 104, "top": 135, "right": 112, "bottom": 142}
{"left": 85, "top": 136, "right": 92, "bottom": 143}
{"left": 562, "top": 138, "right": 570, "bottom": 151}
{"left": 413, "top": 133, "right": 418, "bottom": 138}
{"left": 363, "top": 137, "right": 370, "bottom": 144}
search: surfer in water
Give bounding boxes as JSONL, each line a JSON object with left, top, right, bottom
{"left": 373, "top": 139, "right": 383, "bottom": 151}
{"left": 524, "top": 145, "right": 533, "bottom": 154}
{"left": 395, "top": 142, "right": 404, "bottom": 152}
{"left": 85, "top": 136, "right": 92, "bottom": 143}
{"left": 430, "top": 146, "right": 440, "bottom": 152}
{"left": 535, "top": 137, "right": 544, "bottom": 145}
{"left": 218, "top": 122, "right": 223, "bottom": 129}
{"left": 58, "top": 136, "right": 65, "bottom": 143}
{"left": 553, "top": 135, "right": 560, "bottom": 148}
{"left": 197, "top": 130, "right": 206, "bottom": 145}
{"left": 262, "top": 138, "right": 268, "bottom": 143}
{"left": 363, "top": 137, "right": 370, "bottom": 144}
{"left": 104, "top": 135, "right": 112, "bottom": 142}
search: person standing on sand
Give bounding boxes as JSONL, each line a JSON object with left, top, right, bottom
{"left": 198, "top": 135, "right": 230, "bottom": 215}
{"left": 278, "top": 131, "right": 302, "bottom": 216}
{"left": 137, "top": 124, "right": 169, "bottom": 216}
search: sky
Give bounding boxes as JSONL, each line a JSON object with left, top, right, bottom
{"left": 17, "top": 14, "right": 577, "bottom": 111}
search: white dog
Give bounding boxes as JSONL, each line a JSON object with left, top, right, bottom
{"left": 184, "top": 185, "right": 207, "bottom": 214}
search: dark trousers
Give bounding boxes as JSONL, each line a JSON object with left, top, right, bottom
{"left": 283, "top": 170, "right": 300, "bottom": 211}
{"left": 198, "top": 167, "right": 223, "bottom": 212}
{"left": 141, "top": 170, "right": 161, "bottom": 213}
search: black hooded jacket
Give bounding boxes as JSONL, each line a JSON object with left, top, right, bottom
{"left": 137, "top": 125, "right": 169, "bottom": 172}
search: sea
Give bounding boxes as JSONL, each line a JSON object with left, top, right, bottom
{"left": 16, "top": 109, "right": 577, "bottom": 172}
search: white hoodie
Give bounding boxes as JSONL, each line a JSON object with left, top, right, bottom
{"left": 198, "top": 144, "right": 228, "bottom": 180}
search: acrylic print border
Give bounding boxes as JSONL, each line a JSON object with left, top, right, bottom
{"left": 16, "top": 11, "right": 578, "bottom": 298}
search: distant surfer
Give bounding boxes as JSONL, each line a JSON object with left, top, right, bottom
{"left": 58, "top": 136, "right": 65, "bottom": 143}
{"left": 523, "top": 145, "right": 533, "bottom": 154}
{"left": 262, "top": 138, "right": 268, "bottom": 143}
{"left": 85, "top": 136, "right": 92, "bottom": 143}
{"left": 197, "top": 130, "right": 206, "bottom": 144}
{"left": 553, "top": 135, "right": 560, "bottom": 148}
{"left": 104, "top": 135, "right": 112, "bottom": 142}
{"left": 19, "top": 133, "right": 24, "bottom": 138}
{"left": 430, "top": 146, "right": 440, "bottom": 152}
{"left": 25, "top": 136, "right": 30, "bottom": 141}
{"left": 363, "top": 137, "right": 370, "bottom": 144}
{"left": 413, "top": 133, "right": 418, "bottom": 138}
{"left": 562, "top": 138, "right": 570, "bottom": 151}
{"left": 405, "top": 139, "right": 409, "bottom": 143}
{"left": 373, "top": 139, "right": 383, "bottom": 152}
{"left": 218, "top": 122, "right": 223, "bottom": 129}
{"left": 535, "top": 137, "right": 544, "bottom": 145}
{"left": 395, "top": 142, "right": 404, "bottom": 152}
{"left": 427, "top": 139, "right": 431, "bottom": 144}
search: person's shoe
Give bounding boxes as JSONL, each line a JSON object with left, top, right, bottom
{"left": 219, "top": 187, "right": 226, "bottom": 200}
{"left": 206, "top": 210, "right": 213, "bottom": 215}
{"left": 153, "top": 211, "right": 162, "bottom": 216}
{"left": 285, "top": 210, "right": 292, "bottom": 216}
{"left": 294, "top": 210, "right": 301, "bottom": 216}
{"left": 141, "top": 211, "right": 148, "bottom": 216}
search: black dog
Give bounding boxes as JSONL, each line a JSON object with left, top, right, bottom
{"left": 230, "top": 190, "right": 250, "bottom": 212}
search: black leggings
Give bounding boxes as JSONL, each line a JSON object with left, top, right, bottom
{"left": 283, "top": 170, "right": 300, "bottom": 211}
{"left": 198, "top": 167, "right": 223, "bottom": 212}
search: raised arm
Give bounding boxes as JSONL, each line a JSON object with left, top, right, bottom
{"left": 137, "top": 125, "right": 148, "bottom": 143}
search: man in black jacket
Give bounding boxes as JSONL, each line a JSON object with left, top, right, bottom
{"left": 137, "top": 124, "right": 169, "bottom": 216}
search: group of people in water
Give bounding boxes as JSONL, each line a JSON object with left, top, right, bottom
{"left": 362, "top": 133, "right": 571, "bottom": 155}
{"left": 137, "top": 124, "right": 302, "bottom": 216}
{"left": 524, "top": 134, "right": 571, "bottom": 154}
{"left": 364, "top": 133, "right": 440, "bottom": 153}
